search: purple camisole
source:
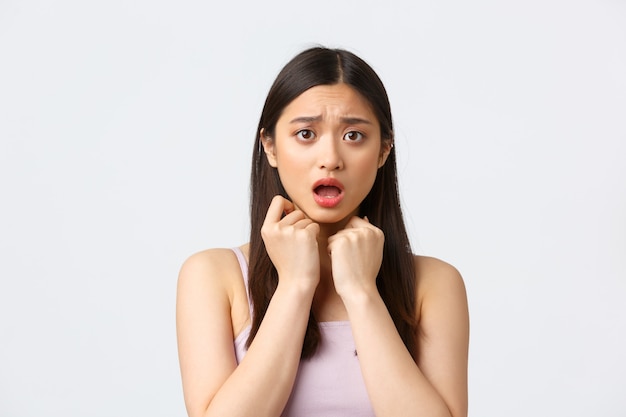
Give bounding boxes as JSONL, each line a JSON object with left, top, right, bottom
{"left": 231, "top": 247, "right": 375, "bottom": 417}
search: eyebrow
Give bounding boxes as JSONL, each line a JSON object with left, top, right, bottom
{"left": 289, "top": 115, "right": 373, "bottom": 125}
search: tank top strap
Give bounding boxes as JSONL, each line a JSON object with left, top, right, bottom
{"left": 230, "top": 247, "right": 253, "bottom": 315}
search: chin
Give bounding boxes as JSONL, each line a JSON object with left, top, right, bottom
{"left": 302, "top": 206, "right": 359, "bottom": 225}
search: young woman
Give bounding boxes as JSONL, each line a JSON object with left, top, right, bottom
{"left": 176, "top": 47, "right": 469, "bottom": 417}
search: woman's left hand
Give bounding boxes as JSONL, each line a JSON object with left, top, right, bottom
{"left": 327, "top": 216, "right": 384, "bottom": 300}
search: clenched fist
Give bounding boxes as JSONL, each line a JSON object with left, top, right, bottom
{"left": 261, "top": 195, "right": 321, "bottom": 293}
{"left": 327, "top": 216, "right": 384, "bottom": 300}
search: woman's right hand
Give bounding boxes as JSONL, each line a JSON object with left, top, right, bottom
{"left": 261, "top": 195, "right": 320, "bottom": 292}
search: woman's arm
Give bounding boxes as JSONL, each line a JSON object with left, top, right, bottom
{"left": 328, "top": 218, "right": 469, "bottom": 417}
{"left": 176, "top": 250, "right": 315, "bottom": 417}
{"left": 177, "top": 197, "right": 321, "bottom": 417}
{"left": 347, "top": 258, "right": 468, "bottom": 417}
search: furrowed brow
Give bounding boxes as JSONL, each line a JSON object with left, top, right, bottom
{"left": 340, "top": 117, "right": 372, "bottom": 125}
{"left": 289, "top": 116, "right": 322, "bottom": 124}
{"left": 288, "top": 116, "right": 373, "bottom": 125}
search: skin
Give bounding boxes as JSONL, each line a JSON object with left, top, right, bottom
{"left": 261, "top": 83, "right": 392, "bottom": 312}
{"left": 176, "top": 83, "right": 469, "bottom": 417}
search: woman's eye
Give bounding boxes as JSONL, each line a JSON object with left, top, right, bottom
{"left": 296, "top": 129, "right": 315, "bottom": 140}
{"left": 344, "top": 131, "right": 363, "bottom": 142}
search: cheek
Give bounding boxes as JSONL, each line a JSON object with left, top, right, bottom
{"left": 275, "top": 152, "right": 304, "bottom": 179}
{"left": 274, "top": 152, "right": 308, "bottom": 196}
{"left": 275, "top": 142, "right": 307, "bottom": 167}
{"left": 357, "top": 153, "right": 383, "bottom": 177}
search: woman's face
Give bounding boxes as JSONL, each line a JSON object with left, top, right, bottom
{"left": 262, "top": 83, "right": 391, "bottom": 225}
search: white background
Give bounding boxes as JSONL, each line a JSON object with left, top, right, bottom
{"left": 1, "top": 1, "right": 625, "bottom": 416}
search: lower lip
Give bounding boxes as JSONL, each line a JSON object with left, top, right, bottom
{"left": 313, "top": 192, "right": 344, "bottom": 208}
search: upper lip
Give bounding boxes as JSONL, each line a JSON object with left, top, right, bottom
{"left": 312, "top": 177, "right": 345, "bottom": 191}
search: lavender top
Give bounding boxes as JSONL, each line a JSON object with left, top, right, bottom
{"left": 231, "top": 247, "right": 375, "bottom": 417}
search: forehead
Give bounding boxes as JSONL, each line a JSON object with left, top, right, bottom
{"left": 279, "top": 83, "right": 377, "bottom": 121}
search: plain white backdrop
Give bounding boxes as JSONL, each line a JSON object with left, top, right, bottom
{"left": 1, "top": 0, "right": 625, "bottom": 416}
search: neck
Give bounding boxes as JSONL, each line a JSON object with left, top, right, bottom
{"left": 315, "top": 216, "right": 351, "bottom": 280}
{"left": 311, "top": 218, "right": 351, "bottom": 320}
{"left": 313, "top": 237, "right": 348, "bottom": 322}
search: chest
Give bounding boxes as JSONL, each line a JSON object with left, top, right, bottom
{"left": 234, "top": 322, "right": 375, "bottom": 416}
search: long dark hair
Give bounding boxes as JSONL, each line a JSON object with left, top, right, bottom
{"left": 247, "top": 47, "right": 417, "bottom": 359}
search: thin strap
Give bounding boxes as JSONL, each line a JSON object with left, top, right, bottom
{"left": 230, "top": 247, "right": 253, "bottom": 315}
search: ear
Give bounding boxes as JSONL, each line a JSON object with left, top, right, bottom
{"left": 378, "top": 137, "right": 393, "bottom": 168}
{"left": 260, "top": 128, "right": 278, "bottom": 168}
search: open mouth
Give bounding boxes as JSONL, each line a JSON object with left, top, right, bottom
{"left": 312, "top": 178, "right": 345, "bottom": 208}
{"left": 314, "top": 185, "right": 342, "bottom": 199}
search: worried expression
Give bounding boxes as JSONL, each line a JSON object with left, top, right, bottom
{"left": 262, "top": 83, "right": 392, "bottom": 225}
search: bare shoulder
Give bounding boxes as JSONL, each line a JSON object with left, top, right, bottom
{"left": 409, "top": 256, "right": 468, "bottom": 416}
{"left": 177, "top": 246, "right": 248, "bottom": 307}
{"left": 179, "top": 247, "right": 243, "bottom": 274}
{"left": 179, "top": 247, "right": 239, "bottom": 281}
{"left": 412, "top": 256, "right": 469, "bottom": 416}
{"left": 414, "top": 255, "right": 466, "bottom": 297}
{"left": 176, "top": 246, "right": 250, "bottom": 415}
{"left": 413, "top": 255, "right": 468, "bottom": 325}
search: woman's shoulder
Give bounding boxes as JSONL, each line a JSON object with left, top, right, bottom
{"left": 177, "top": 245, "right": 252, "bottom": 343}
{"left": 180, "top": 247, "right": 238, "bottom": 275}
{"left": 413, "top": 255, "right": 463, "bottom": 283}
{"left": 413, "top": 255, "right": 467, "bottom": 314}
{"left": 177, "top": 245, "right": 249, "bottom": 298}
{"left": 181, "top": 244, "right": 248, "bottom": 270}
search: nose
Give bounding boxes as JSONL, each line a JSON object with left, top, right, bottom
{"left": 317, "top": 135, "right": 344, "bottom": 171}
